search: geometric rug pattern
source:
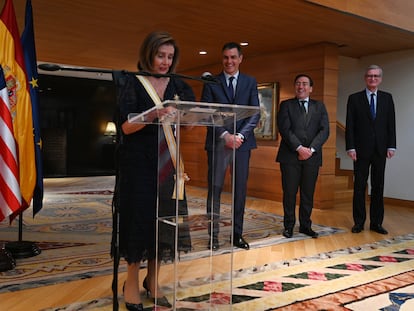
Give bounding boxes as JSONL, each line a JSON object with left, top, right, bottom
{"left": 40, "top": 233, "right": 414, "bottom": 311}
{"left": 175, "top": 234, "right": 414, "bottom": 311}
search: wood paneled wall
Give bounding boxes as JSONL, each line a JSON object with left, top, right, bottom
{"left": 181, "top": 43, "right": 338, "bottom": 209}
{"left": 307, "top": 0, "right": 414, "bottom": 33}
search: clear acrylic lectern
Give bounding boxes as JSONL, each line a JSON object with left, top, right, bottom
{"left": 128, "top": 100, "right": 259, "bottom": 310}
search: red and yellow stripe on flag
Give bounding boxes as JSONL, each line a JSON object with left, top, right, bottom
{"left": 0, "top": 0, "right": 36, "bottom": 218}
{"left": 0, "top": 65, "right": 22, "bottom": 221}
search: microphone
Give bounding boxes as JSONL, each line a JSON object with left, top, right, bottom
{"left": 201, "top": 72, "right": 220, "bottom": 83}
{"left": 38, "top": 63, "right": 114, "bottom": 74}
{"left": 37, "top": 63, "right": 62, "bottom": 71}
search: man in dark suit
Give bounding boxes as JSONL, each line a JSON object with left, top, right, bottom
{"left": 276, "top": 74, "right": 329, "bottom": 239}
{"left": 202, "top": 42, "right": 260, "bottom": 250}
{"left": 345, "top": 64, "right": 396, "bottom": 235}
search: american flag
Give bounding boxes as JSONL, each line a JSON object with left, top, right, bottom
{"left": 0, "top": 65, "right": 22, "bottom": 221}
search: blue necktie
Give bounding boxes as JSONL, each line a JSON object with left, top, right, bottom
{"left": 228, "top": 76, "right": 235, "bottom": 100}
{"left": 370, "top": 93, "right": 376, "bottom": 119}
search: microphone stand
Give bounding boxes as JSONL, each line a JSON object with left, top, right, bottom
{"left": 37, "top": 63, "right": 219, "bottom": 84}
{"left": 37, "top": 64, "right": 215, "bottom": 311}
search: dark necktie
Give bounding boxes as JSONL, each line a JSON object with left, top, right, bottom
{"left": 228, "top": 76, "right": 235, "bottom": 100}
{"left": 300, "top": 100, "right": 307, "bottom": 114}
{"left": 370, "top": 93, "right": 376, "bottom": 119}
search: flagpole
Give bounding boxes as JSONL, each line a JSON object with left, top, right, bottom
{"left": 4, "top": 213, "right": 41, "bottom": 259}
{"left": 4, "top": 214, "right": 41, "bottom": 258}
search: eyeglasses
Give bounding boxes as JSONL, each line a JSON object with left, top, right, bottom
{"left": 365, "top": 74, "right": 381, "bottom": 78}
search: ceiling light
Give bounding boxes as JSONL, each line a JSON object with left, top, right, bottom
{"left": 240, "top": 42, "right": 249, "bottom": 46}
{"left": 199, "top": 51, "right": 207, "bottom": 55}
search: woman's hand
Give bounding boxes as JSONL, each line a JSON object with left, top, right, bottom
{"left": 158, "top": 106, "right": 178, "bottom": 121}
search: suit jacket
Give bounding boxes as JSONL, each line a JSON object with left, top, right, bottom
{"left": 202, "top": 72, "right": 260, "bottom": 151}
{"left": 345, "top": 90, "right": 396, "bottom": 159}
{"left": 276, "top": 97, "right": 329, "bottom": 166}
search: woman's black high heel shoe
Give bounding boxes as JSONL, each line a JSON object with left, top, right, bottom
{"left": 123, "top": 281, "right": 144, "bottom": 311}
{"left": 125, "top": 302, "right": 144, "bottom": 311}
{"left": 142, "top": 277, "right": 150, "bottom": 298}
{"left": 143, "top": 277, "right": 172, "bottom": 308}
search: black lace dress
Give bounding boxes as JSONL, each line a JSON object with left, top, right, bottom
{"left": 114, "top": 73, "right": 195, "bottom": 264}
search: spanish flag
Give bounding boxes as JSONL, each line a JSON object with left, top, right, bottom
{"left": 0, "top": 0, "right": 36, "bottom": 219}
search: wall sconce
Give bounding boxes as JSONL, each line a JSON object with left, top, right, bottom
{"left": 104, "top": 121, "right": 117, "bottom": 142}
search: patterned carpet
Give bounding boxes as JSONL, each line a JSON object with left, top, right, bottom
{"left": 39, "top": 234, "right": 414, "bottom": 311}
{"left": 0, "top": 176, "right": 343, "bottom": 294}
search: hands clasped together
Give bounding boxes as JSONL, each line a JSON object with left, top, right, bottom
{"left": 224, "top": 133, "right": 243, "bottom": 149}
{"left": 297, "top": 146, "right": 313, "bottom": 161}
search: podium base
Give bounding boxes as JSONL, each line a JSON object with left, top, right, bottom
{"left": 0, "top": 248, "right": 16, "bottom": 272}
{"left": 5, "top": 241, "right": 41, "bottom": 259}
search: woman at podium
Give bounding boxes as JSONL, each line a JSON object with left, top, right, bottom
{"left": 114, "top": 31, "right": 195, "bottom": 311}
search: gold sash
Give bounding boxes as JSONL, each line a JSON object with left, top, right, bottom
{"left": 136, "top": 75, "right": 187, "bottom": 200}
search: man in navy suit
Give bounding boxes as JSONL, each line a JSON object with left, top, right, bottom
{"left": 346, "top": 64, "right": 396, "bottom": 235}
{"left": 276, "top": 74, "right": 329, "bottom": 239}
{"left": 202, "top": 42, "right": 260, "bottom": 250}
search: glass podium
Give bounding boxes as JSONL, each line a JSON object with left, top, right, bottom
{"left": 128, "top": 100, "right": 259, "bottom": 310}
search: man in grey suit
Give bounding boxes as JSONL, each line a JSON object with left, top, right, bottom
{"left": 202, "top": 42, "right": 260, "bottom": 250}
{"left": 346, "top": 64, "right": 396, "bottom": 235}
{"left": 276, "top": 74, "right": 329, "bottom": 239}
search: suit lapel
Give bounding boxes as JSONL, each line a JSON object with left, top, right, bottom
{"left": 234, "top": 74, "right": 249, "bottom": 104}
{"left": 376, "top": 91, "right": 383, "bottom": 118}
{"left": 219, "top": 73, "right": 233, "bottom": 102}
{"left": 233, "top": 74, "right": 241, "bottom": 103}
{"left": 305, "top": 99, "right": 312, "bottom": 126}
{"left": 361, "top": 91, "right": 374, "bottom": 120}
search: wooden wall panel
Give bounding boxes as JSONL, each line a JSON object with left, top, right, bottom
{"left": 250, "top": 145, "right": 278, "bottom": 169}
{"left": 306, "top": 0, "right": 414, "bottom": 33}
{"left": 323, "top": 123, "right": 337, "bottom": 149}
{"left": 181, "top": 141, "right": 205, "bottom": 162}
{"left": 247, "top": 167, "right": 282, "bottom": 202}
{"left": 185, "top": 162, "right": 207, "bottom": 188}
{"left": 320, "top": 147, "right": 336, "bottom": 175}
{"left": 314, "top": 174, "right": 336, "bottom": 209}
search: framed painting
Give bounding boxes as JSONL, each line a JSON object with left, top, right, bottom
{"left": 254, "top": 82, "right": 278, "bottom": 140}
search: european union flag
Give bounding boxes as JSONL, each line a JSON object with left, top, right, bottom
{"left": 21, "top": 0, "right": 43, "bottom": 216}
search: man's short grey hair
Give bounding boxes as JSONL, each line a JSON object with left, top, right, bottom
{"left": 366, "top": 64, "right": 383, "bottom": 76}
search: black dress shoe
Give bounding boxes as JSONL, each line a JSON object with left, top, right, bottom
{"left": 208, "top": 237, "right": 219, "bottom": 251}
{"left": 282, "top": 228, "right": 293, "bottom": 238}
{"left": 370, "top": 225, "right": 388, "bottom": 234}
{"left": 299, "top": 227, "right": 318, "bottom": 238}
{"left": 351, "top": 225, "right": 363, "bottom": 233}
{"left": 233, "top": 236, "right": 249, "bottom": 250}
